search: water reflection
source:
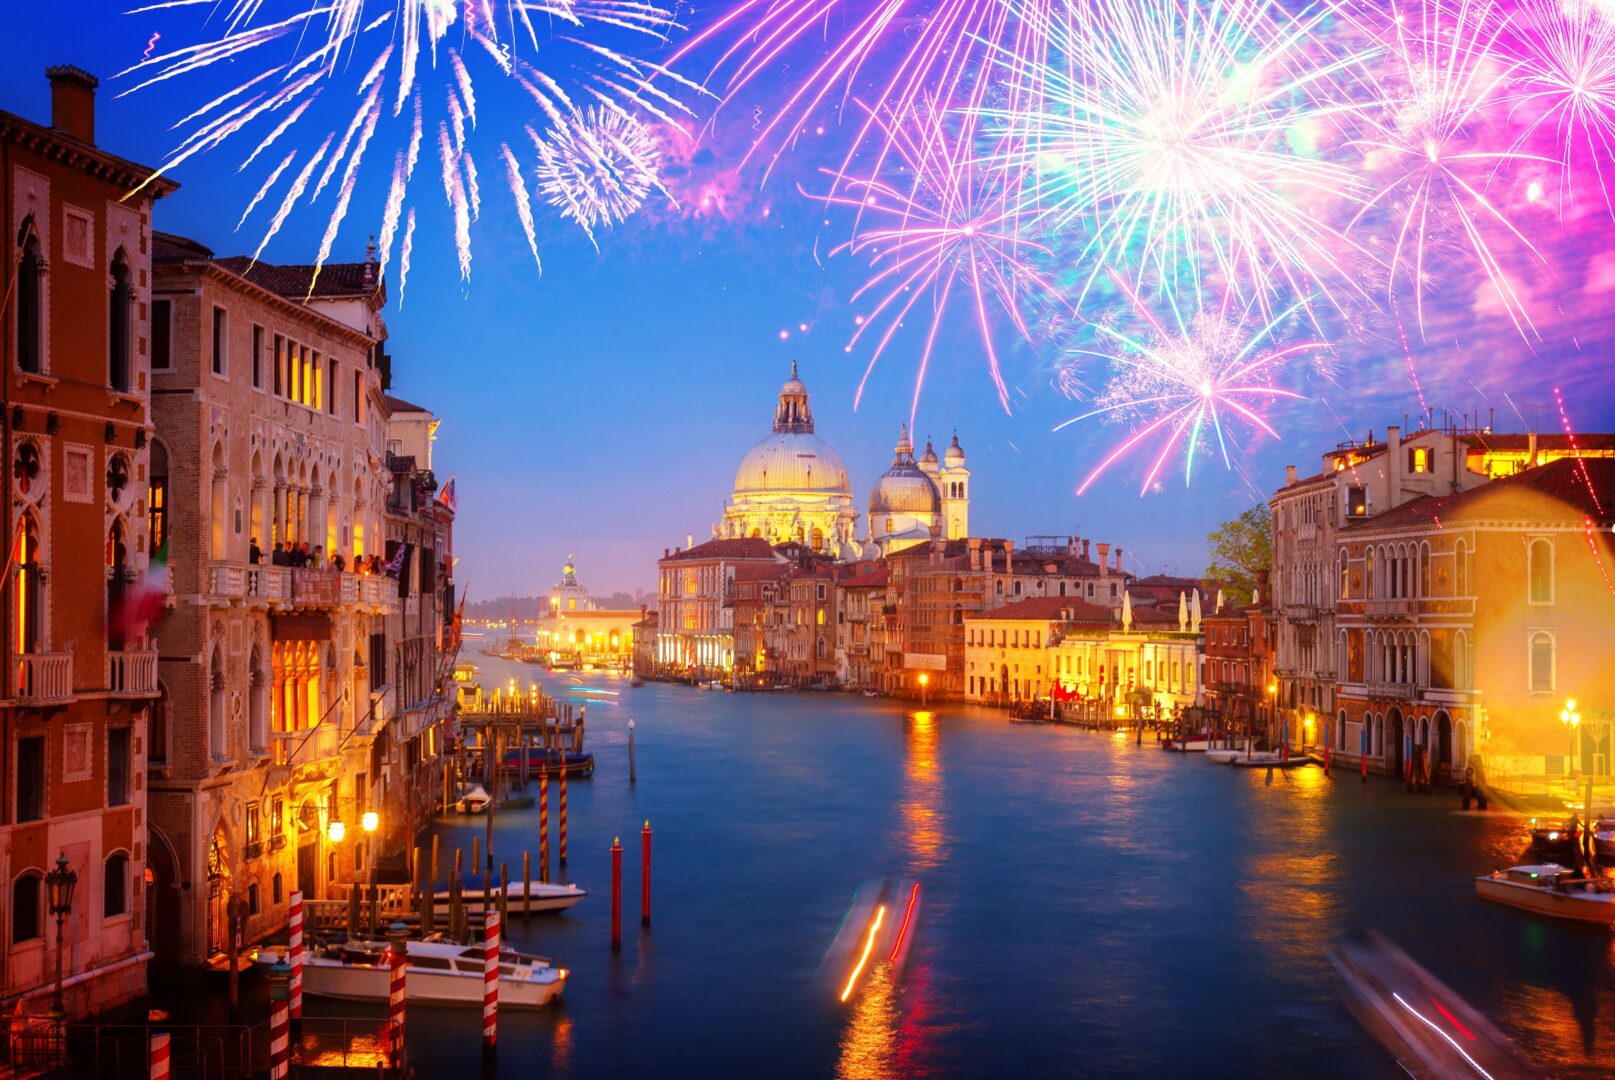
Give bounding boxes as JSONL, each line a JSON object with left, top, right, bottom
{"left": 550, "top": 1012, "right": 574, "bottom": 1072}
{"left": 836, "top": 962, "right": 899, "bottom": 1079}
{"left": 901, "top": 711, "right": 946, "bottom": 873}
{"left": 1238, "top": 765, "right": 1343, "bottom": 976}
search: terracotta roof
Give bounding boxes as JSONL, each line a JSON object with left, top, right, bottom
{"left": 633, "top": 611, "right": 659, "bottom": 628}
{"left": 661, "top": 537, "right": 780, "bottom": 563}
{"left": 154, "top": 231, "right": 214, "bottom": 262}
{"left": 733, "top": 562, "right": 790, "bottom": 583}
{"left": 967, "top": 596, "right": 1114, "bottom": 623}
{"left": 1341, "top": 457, "right": 1615, "bottom": 533}
{"left": 1127, "top": 603, "right": 1185, "bottom": 626}
{"left": 385, "top": 395, "right": 429, "bottom": 414}
{"left": 213, "top": 255, "right": 381, "bottom": 301}
{"left": 837, "top": 566, "right": 889, "bottom": 589}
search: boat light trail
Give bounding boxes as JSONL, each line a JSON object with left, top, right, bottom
{"left": 1429, "top": 998, "right": 1476, "bottom": 1041}
{"left": 840, "top": 904, "right": 886, "bottom": 1003}
{"left": 1391, "top": 992, "right": 1495, "bottom": 1080}
{"left": 887, "top": 884, "right": 920, "bottom": 963}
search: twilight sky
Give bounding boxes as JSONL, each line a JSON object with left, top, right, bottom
{"left": 7, "top": 2, "right": 1614, "bottom": 599}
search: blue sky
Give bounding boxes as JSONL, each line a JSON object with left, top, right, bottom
{"left": 8, "top": 2, "right": 1612, "bottom": 599}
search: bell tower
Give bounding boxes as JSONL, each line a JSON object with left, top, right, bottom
{"left": 939, "top": 433, "right": 969, "bottom": 539}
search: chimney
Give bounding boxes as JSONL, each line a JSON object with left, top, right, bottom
{"left": 1003, "top": 540, "right": 1013, "bottom": 575}
{"left": 46, "top": 66, "right": 98, "bottom": 144}
{"left": 1285, "top": 465, "right": 1298, "bottom": 485}
{"left": 1082, "top": 539, "right": 1091, "bottom": 560}
{"left": 1113, "top": 547, "right": 1123, "bottom": 572}
{"left": 1527, "top": 430, "right": 1538, "bottom": 468}
{"left": 1069, "top": 534, "right": 1080, "bottom": 556}
{"left": 1387, "top": 425, "right": 1402, "bottom": 494}
{"left": 639, "top": 603, "right": 647, "bottom": 620}
{"left": 983, "top": 544, "right": 993, "bottom": 574}
{"left": 968, "top": 537, "right": 982, "bottom": 570}
{"left": 1097, "top": 542, "right": 1110, "bottom": 576}
{"left": 663, "top": 548, "right": 669, "bottom": 558}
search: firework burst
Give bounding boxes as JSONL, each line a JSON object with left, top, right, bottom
{"left": 532, "top": 106, "right": 668, "bottom": 244}
{"left": 1348, "top": 0, "right": 1550, "bottom": 338}
{"left": 982, "top": 0, "right": 1377, "bottom": 317}
{"left": 123, "top": 0, "right": 702, "bottom": 290}
{"left": 1056, "top": 272, "right": 1321, "bottom": 495}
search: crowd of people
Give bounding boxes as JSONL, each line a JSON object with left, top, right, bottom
{"left": 247, "top": 537, "right": 390, "bottom": 575}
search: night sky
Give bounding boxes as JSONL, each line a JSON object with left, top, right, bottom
{"left": 7, "top": 2, "right": 1612, "bottom": 598}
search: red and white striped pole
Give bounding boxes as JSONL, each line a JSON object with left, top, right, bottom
{"left": 287, "top": 891, "right": 304, "bottom": 1020}
{"left": 148, "top": 1032, "right": 170, "bottom": 1080}
{"left": 268, "top": 962, "right": 291, "bottom": 1080}
{"left": 481, "top": 910, "right": 500, "bottom": 1063}
{"left": 558, "top": 757, "right": 568, "bottom": 865}
{"left": 539, "top": 766, "right": 550, "bottom": 883}
{"left": 386, "top": 922, "right": 408, "bottom": 1067}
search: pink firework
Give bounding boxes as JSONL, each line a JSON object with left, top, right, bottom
{"left": 815, "top": 103, "right": 1064, "bottom": 423}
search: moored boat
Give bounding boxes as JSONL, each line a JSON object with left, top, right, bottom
{"left": 454, "top": 784, "right": 491, "bottom": 814}
{"left": 1475, "top": 864, "right": 1615, "bottom": 925}
{"left": 1228, "top": 751, "right": 1313, "bottom": 768}
{"left": 256, "top": 937, "right": 566, "bottom": 1008}
{"left": 500, "top": 748, "right": 596, "bottom": 779}
{"left": 1528, "top": 819, "right": 1581, "bottom": 859}
{"left": 1595, "top": 821, "right": 1615, "bottom": 860}
{"left": 432, "top": 879, "right": 586, "bottom": 916}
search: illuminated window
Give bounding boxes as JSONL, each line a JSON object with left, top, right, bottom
{"left": 1408, "top": 446, "right": 1430, "bottom": 473}
{"left": 1527, "top": 538, "right": 1553, "bottom": 605}
{"left": 1346, "top": 485, "right": 1366, "bottom": 519}
{"left": 1528, "top": 632, "right": 1554, "bottom": 693}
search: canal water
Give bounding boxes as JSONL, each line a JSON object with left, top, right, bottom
{"left": 405, "top": 648, "right": 1611, "bottom": 1078}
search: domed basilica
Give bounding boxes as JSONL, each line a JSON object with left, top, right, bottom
{"left": 718, "top": 364, "right": 970, "bottom": 557}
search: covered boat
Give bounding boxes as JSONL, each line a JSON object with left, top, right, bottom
{"left": 1475, "top": 864, "right": 1615, "bottom": 924}
{"left": 256, "top": 937, "right": 566, "bottom": 1008}
{"left": 432, "top": 879, "right": 586, "bottom": 916}
{"left": 500, "top": 748, "right": 595, "bottom": 778}
{"left": 1228, "top": 751, "right": 1313, "bottom": 768}
{"left": 454, "top": 784, "right": 491, "bottom": 814}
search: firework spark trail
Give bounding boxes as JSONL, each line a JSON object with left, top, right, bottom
{"left": 1055, "top": 272, "right": 1319, "bottom": 495}
{"left": 143, "top": 32, "right": 162, "bottom": 62}
{"left": 982, "top": 0, "right": 1379, "bottom": 319}
{"left": 1348, "top": 0, "right": 1551, "bottom": 340}
{"left": 1553, "top": 385, "right": 1606, "bottom": 515}
{"left": 237, "top": 149, "right": 298, "bottom": 231}
{"left": 533, "top": 106, "right": 667, "bottom": 246}
{"left": 501, "top": 141, "right": 543, "bottom": 273}
{"left": 254, "top": 133, "right": 334, "bottom": 261}
{"left": 399, "top": 207, "right": 418, "bottom": 300}
{"left": 125, "top": 1, "right": 699, "bottom": 279}
{"left": 814, "top": 101, "right": 1064, "bottom": 421}
{"left": 1501, "top": 0, "right": 1615, "bottom": 216}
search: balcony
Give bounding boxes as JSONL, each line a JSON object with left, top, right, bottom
{"left": 1365, "top": 598, "right": 1414, "bottom": 619}
{"left": 106, "top": 649, "right": 159, "bottom": 697}
{"left": 271, "top": 723, "right": 342, "bottom": 768}
{"left": 209, "top": 562, "right": 394, "bottom": 612}
{"left": 16, "top": 652, "right": 72, "bottom": 704}
{"left": 210, "top": 562, "right": 290, "bottom": 604}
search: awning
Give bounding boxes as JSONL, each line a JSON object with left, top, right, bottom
{"left": 272, "top": 613, "right": 333, "bottom": 641}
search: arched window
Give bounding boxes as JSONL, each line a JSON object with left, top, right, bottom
{"left": 1529, "top": 632, "right": 1554, "bottom": 693}
{"left": 151, "top": 681, "right": 170, "bottom": 765}
{"left": 148, "top": 441, "right": 169, "bottom": 555}
{"left": 12, "top": 873, "right": 42, "bottom": 941}
{"left": 1528, "top": 538, "right": 1553, "bottom": 605}
{"left": 109, "top": 249, "right": 132, "bottom": 392}
{"left": 1365, "top": 547, "right": 1375, "bottom": 598}
{"left": 1419, "top": 542, "right": 1431, "bottom": 598}
{"left": 18, "top": 220, "right": 42, "bottom": 374}
{"left": 1455, "top": 539, "right": 1469, "bottom": 596}
{"left": 1339, "top": 549, "right": 1349, "bottom": 600}
{"left": 104, "top": 853, "right": 129, "bottom": 918}
{"left": 107, "top": 518, "right": 129, "bottom": 650}
{"left": 210, "top": 649, "right": 228, "bottom": 762}
{"left": 14, "top": 512, "right": 42, "bottom": 655}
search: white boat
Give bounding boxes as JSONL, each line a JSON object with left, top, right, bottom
{"left": 1228, "top": 751, "right": 1314, "bottom": 768}
{"left": 1475, "top": 864, "right": 1615, "bottom": 925}
{"left": 1205, "top": 749, "right": 1245, "bottom": 763}
{"left": 432, "top": 880, "right": 586, "bottom": 916}
{"left": 454, "top": 784, "right": 491, "bottom": 814}
{"left": 256, "top": 937, "right": 566, "bottom": 1008}
{"left": 861, "top": 689, "right": 881, "bottom": 698}
{"left": 1595, "top": 822, "right": 1615, "bottom": 860}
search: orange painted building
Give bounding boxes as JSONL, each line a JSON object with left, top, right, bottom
{"left": 1, "top": 68, "right": 176, "bottom": 1020}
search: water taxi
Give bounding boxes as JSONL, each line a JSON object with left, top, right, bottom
{"left": 1475, "top": 864, "right": 1615, "bottom": 925}
{"left": 257, "top": 937, "right": 566, "bottom": 1008}
{"left": 432, "top": 879, "right": 587, "bottom": 916}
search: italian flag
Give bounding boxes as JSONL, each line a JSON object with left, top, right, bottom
{"left": 112, "top": 541, "right": 169, "bottom": 640}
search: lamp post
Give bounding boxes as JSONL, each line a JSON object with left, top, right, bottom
{"left": 918, "top": 672, "right": 929, "bottom": 710}
{"left": 1561, "top": 699, "right": 1581, "bottom": 785}
{"left": 363, "top": 811, "right": 380, "bottom": 933}
{"left": 44, "top": 853, "right": 77, "bottom": 1020}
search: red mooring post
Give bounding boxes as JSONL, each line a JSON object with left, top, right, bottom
{"left": 482, "top": 910, "right": 500, "bottom": 1062}
{"left": 611, "top": 836, "right": 623, "bottom": 950}
{"left": 387, "top": 923, "right": 408, "bottom": 1068}
{"left": 641, "top": 820, "right": 652, "bottom": 926}
{"left": 149, "top": 1032, "right": 170, "bottom": 1080}
{"left": 287, "top": 891, "right": 304, "bottom": 1020}
{"left": 539, "top": 766, "right": 550, "bottom": 883}
{"left": 268, "top": 971, "right": 290, "bottom": 1080}
{"left": 558, "top": 759, "right": 568, "bottom": 864}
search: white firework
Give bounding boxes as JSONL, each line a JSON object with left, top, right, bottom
{"left": 533, "top": 107, "right": 667, "bottom": 243}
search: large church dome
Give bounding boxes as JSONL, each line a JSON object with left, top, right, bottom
{"left": 732, "top": 363, "right": 852, "bottom": 495}
{"left": 869, "top": 424, "right": 941, "bottom": 517}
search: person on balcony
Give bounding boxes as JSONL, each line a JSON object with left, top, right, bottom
{"left": 249, "top": 537, "right": 262, "bottom": 565}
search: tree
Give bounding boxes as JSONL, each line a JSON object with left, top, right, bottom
{"left": 1205, "top": 505, "right": 1271, "bottom": 605}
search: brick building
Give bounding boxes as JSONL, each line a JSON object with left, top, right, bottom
{"left": 146, "top": 233, "right": 396, "bottom": 967}
{"left": 1, "top": 68, "right": 176, "bottom": 1018}
{"left": 655, "top": 536, "right": 780, "bottom": 678}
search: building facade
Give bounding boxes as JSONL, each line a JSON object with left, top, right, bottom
{"left": 146, "top": 234, "right": 396, "bottom": 968}
{"left": 1, "top": 68, "right": 176, "bottom": 1019}
{"left": 654, "top": 537, "right": 781, "bottom": 677}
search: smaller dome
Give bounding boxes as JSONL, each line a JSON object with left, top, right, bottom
{"left": 781, "top": 359, "right": 806, "bottom": 396}
{"left": 919, "top": 437, "right": 940, "bottom": 475}
{"left": 944, "top": 432, "right": 966, "bottom": 468}
{"left": 870, "top": 470, "right": 941, "bottom": 517}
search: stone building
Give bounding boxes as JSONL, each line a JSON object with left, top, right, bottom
{"left": 834, "top": 563, "right": 888, "bottom": 690}
{"left": 538, "top": 556, "right": 640, "bottom": 668}
{"left": 146, "top": 234, "right": 395, "bottom": 967}
{"left": 0, "top": 67, "right": 175, "bottom": 1019}
{"left": 655, "top": 537, "right": 780, "bottom": 677}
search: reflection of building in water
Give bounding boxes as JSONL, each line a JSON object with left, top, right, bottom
{"left": 900, "top": 711, "right": 946, "bottom": 872}
{"left": 538, "top": 556, "right": 639, "bottom": 667}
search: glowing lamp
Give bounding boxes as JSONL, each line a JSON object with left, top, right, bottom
{"left": 362, "top": 811, "right": 379, "bottom": 833}
{"left": 328, "top": 820, "right": 346, "bottom": 843}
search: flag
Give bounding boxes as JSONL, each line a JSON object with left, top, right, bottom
{"left": 112, "top": 541, "right": 168, "bottom": 640}
{"left": 436, "top": 475, "right": 457, "bottom": 513}
{"left": 382, "top": 542, "right": 409, "bottom": 578}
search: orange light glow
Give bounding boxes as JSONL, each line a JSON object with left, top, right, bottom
{"left": 887, "top": 884, "right": 919, "bottom": 963}
{"left": 840, "top": 904, "right": 886, "bottom": 1003}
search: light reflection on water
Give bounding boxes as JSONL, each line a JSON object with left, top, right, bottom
{"left": 407, "top": 655, "right": 1615, "bottom": 1079}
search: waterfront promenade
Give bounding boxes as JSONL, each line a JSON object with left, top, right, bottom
{"left": 383, "top": 654, "right": 1614, "bottom": 1078}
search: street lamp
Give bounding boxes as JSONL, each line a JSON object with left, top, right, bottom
{"left": 327, "top": 820, "right": 346, "bottom": 843}
{"left": 363, "top": 811, "right": 380, "bottom": 933}
{"left": 919, "top": 672, "right": 929, "bottom": 709}
{"left": 1561, "top": 698, "right": 1581, "bottom": 780}
{"left": 44, "top": 853, "right": 77, "bottom": 1019}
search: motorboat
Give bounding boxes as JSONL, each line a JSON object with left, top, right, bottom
{"left": 862, "top": 689, "right": 881, "bottom": 698}
{"left": 820, "top": 878, "right": 921, "bottom": 1004}
{"left": 256, "top": 936, "right": 566, "bottom": 1008}
{"left": 1595, "top": 820, "right": 1615, "bottom": 860}
{"left": 1475, "top": 864, "right": 1615, "bottom": 925}
{"left": 1205, "top": 748, "right": 1246, "bottom": 763}
{"left": 432, "top": 879, "right": 587, "bottom": 916}
{"left": 1228, "top": 751, "right": 1314, "bottom": 768}
{"left": 1528, "top": 819, "right": 1582, "bottom": 860}
{"left": 500, "top": 748, "right": 596, "bottom": 779}
{"left": 1161, "top": 734, "right": 1211, "bottom": 751}
{"left": 454, "top": 784, "right": 491, "bottom": 814}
